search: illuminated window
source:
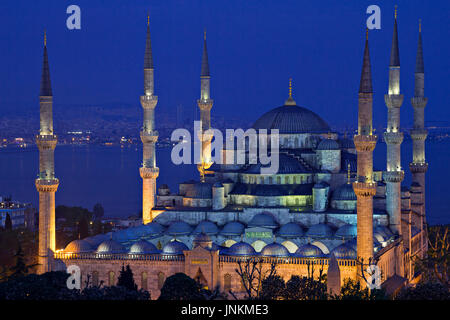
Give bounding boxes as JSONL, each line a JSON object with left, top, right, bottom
{"left": 141, "top": 272, "right": 148, "bottom": 290}
{"left": 224, "top": 274, "right": 232, "bottom": 292}
{"left": 92, "top": 271, "right": 99, "bottom": 286}
{"left": 108, "top": 271, "right": 115, "bottom": 286}
{"left": 158, "top": 272, "right": 165, "bottom": 290}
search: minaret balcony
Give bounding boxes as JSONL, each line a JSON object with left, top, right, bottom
{"left": 140, "top": 130, "right": 158, "bottom": 143}
{"left": 35, "top": 178, "right": 59, "bottom": 192}
{"left": 410, "top": 129, "right": 427, "bottom": 141}
{"left": 36, "top": 135, "right": 57, "bottom": 149}
{"left": 140, "top": 95, "right": 158, "bottom": 109}
{"left": 140, "top": 167, "right": 159, "bottom": 179}
{"left": 353, "top": 135, "right": 377, "bottom": 152}
{"left": 197, "top": 99, "right": 213, "bottom": 111}
{"left": 352, "top": 182, "right": 377, "bottom": 197}
{"left": 411, "top": 97, "right": 428, "bottom": 108}
{"left": 383, "top": 131, "right": 404, "bottom": 145}
{"left": 384, "top": 94, "right": 404, "bottom": 108}
{"left": 383, "top": 170, "right": 405, "bottom": 183}
{"left": 409, "top": 162, "right": 428, "bottom": 173}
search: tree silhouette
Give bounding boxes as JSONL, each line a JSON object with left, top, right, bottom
{"left": 158, "top": 273, "right": 205, "bottom": 300}
{"left": 93, "top": 203, "right": 104, "bottom": 221}
{"left": 117, "top": 265, "right": 137, "bottom": 291}
{"left": 4, "top": 213, "right": 12, "bottom": 230}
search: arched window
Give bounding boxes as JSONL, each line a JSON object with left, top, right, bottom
{"left": 251, "top": 240, "right": 267, "bottom": 253}
{"left": 92, "top": 271, "right": 99, "bottom": 287}
{"left": 224, "top": 274, "right": 232, "bottom": 292}
{"left": 277, "top": 176, "right": 281, "bottom": 184}
{"left": 141, "top": 272, "right": 148, "bottom": 290}
{"left": 269, "top": 177, "right": 273, "bottom": 184}
{"left": 286, "top": 176, "right": 291, "bottom": 184}
{"left": 294, "top": 176, "right": 298, "bottom": 184}
{"left": 158, "top": 272, "right": 165, "bottom": 290}
{"left": 108, "top": 271, "right": 115, "bottom": 286}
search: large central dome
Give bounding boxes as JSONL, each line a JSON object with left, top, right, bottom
{"left": 252, "top": 104, "right": 330, "bottom": 134}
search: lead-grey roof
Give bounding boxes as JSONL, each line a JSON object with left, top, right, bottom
{"left": 359, "top": 36, "right": 373, "bottom": 93}
{"left": 40, "top": 45, "right": 52, "bottom": 96}
{"left": 229, "top": 183, "right": 314, "bottom": 197}
{"left": 144, "top": 23, "right": 153, "bottom": 69}
{"left": 243, "top": 154, "right": 312, "bottom": 174}
{"left": 390, "top": 17, "right": 400, "bottom": 67}
{"left": 261, "top": 243, "right": 290, "bottom": 257}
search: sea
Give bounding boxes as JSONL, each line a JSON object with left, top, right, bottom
{"left": 0, "top": 141, "right": 448, "bottom": 225}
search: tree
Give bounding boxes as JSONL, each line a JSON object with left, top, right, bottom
{"left": 93, "top": 203, "right": 104, "bottom": 221}
{"left": 9, "top": 244, "right": 28, "bottom": 278}
{"left": 77, "top": 216, "right": 89, "bottom": 239}
{"left": 117, "top": 265, "right": 137, "bottom": 291}
{"left": 396, "top": 281, "right": 450, "bottom": 300}
{"left": 233, "top": 258, "right": 277, "bottom": 300}
{"left": 158, "top": 273, "right": 205, "bottom": 300}
{"left": 4, "top": 213, "right": 12, "bottom": 230}
{"left": 414, "top": 225, "right": 449, "bottom": 289}
{"left": 283, "top": 263, "right": 328, "bottom": 300}
{"left": 337, "top": 278, "right": 386, "bottom": 300}
{"left": 259, "top": 275, "right": 285, "bottom": 300}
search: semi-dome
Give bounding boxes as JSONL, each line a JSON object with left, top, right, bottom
{"left": 277, "top": 222, "right": 304, "bottom": 238}
{"left": 162, "top": 240, "right": 189, "bottom": 255}
{"left": 331, "top": 243, "right": 357, "bottom": 259}
{"left": 220, "top": 221, "right": 245, "bottom": 236}
{"left": 252, "top": 105, "right": 330, "bottom": 134}
{"left": 64, "top": 240, "right": 93, "bottom": 253}
{"left": 313, "top": 181, "right": 329, "bottom": 189}
{"left": 332, "top": 183, "right": 357, "bottom": 201}
{"left": 142, "top": 222, "right": 165, "bottom": 235}
{"left": 335, "top": 224, "right": 357, "bottom": 238}
{"left": 317, "top": 138, "right": 340, "bottom": 150}
{"left": 306, "top": 223, "right": 334, "bottom": 238}
{"left": 185, "top": 182, "right": 212, "bottom": 199}
{"left": 244, "top": 154, "right": 310, "bottom": 174}
{"left": 261, "top": 243, "right": 290, "bottom": 257}
{"left": 227, "top": 242, "right": 257, "bottom": 256}
{"left": 129, "top": 240, "right": 159, "bottom": 254}
{"left": 192, "top": 221, "right": 219, "bottom": 235}
{"left": 97, "top": 240, "right": 126, "bottom": 254}
{"left": 248, "top": 212, "right": 279, "bottom": 229}
{"left": 166, "top": 221, "right": 193, "bottom": 236}
{"left": 295, "top": 243, "right": 324, "bottom": 258}
{"left": 83, "top": 234, "right": 109, "bottom": 247}
{"left": 374, "top": 225, "right": 394, "bottom": 239}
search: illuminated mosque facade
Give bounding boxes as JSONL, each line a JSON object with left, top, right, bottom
{"left": 38, "top": 10, "right": 429, "bottom": 297}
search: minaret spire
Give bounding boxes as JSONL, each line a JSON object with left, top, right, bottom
{"left": 383, "top": 6, "right": 405, "bottom": 235}
{"left": 410, "top": 19, "right": 428, "bottom": 257}
{"left": 353, "top": 29, "right": 377, "bottom": 286}
{"left": 197, "top": 30, "right": 214, "bottom": 182}
{"left": 36, "top": 31, "right": 59, "bottom": 273}
{"left": 140, "top": 15, "right": 159, "bottom": 224}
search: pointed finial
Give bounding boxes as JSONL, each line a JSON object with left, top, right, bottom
{"left": 44, "top": 29, "right": 47, "bottom": 47}
{"left": 347, "top": 163, "right": 351, "bottom": 184}
{"left": 419, "top": 19, "right": 421, "bottom": 33}
{"left": 147, "top": 12, "right": 150, "bottom": 26}
{"left": 366, "top": 28, "right": 368, "bottom": 40}
{"left": 288, "top": 78, "right": 292, "bottom": 98}
{"left": 204, "top": 29, "right": 207, "bottom": 41}
{"left": 394, "top": 5, "right": 398, "bottom": 20}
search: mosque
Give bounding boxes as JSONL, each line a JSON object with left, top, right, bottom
{"left": 37, "top": 9, "right": 428, "bottom": 298}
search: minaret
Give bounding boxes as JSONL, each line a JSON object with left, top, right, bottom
{"left": 409, "top": 20, "right": 428, "bottom": 251}
{"left": 36, "top": 31, "right": 59, "bottom": 274}
{"left": 197, "top": 30, "right": 214, "bottom": 182}
{"left": 383, "top": 7, "right": 404, "bottom": 235}
{"left": 140, "top": 15, "right": 159, "bottom": 224}
{"left": 353, "top": 29, "right": 377, "bottom": 277}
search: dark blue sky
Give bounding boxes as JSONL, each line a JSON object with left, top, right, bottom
{"left": 0, "top": 0, "right": 448, "bottom": 129}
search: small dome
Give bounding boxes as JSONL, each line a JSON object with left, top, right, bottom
{"left": 277, "top": 223, "right": 304, "bottom": 238}
{"left": 295, "top": 243, "right": 324, "bottom": 258}
{"left": 335, "top": 224, "right": 357, "bottom": 238}
{"left": 162, "top": 240, "right": 189, "bottom": 255}
{"left": 159, "top": 184, "right": 169, "bottom": 189}
{"left": 213, "top": 182, "right": 224, "bottom": 188}
{"left": 192, "top": 221, "right": 219, "bottom": 235}
{"left": 261, "top": 243, "right": 290, "bottom": 257}
{"left": 83, "top": 234, "right": 109, "bottom": 247}
{"left": 64, "top": 240, "right": 93, "bottom": 253}
{"left": 97, "top": 240, "right": 126, "bottom": 254}
{"left": 317, "top": 138, "right": 340, "bottom": 150}
{"left": 331, "top": 243, "right": 357, "bottom": 259}
{"left": 227, "top": 242, "right": 257, "bottom": 256}
{"left": 248, "top": 212, "right": 279, "bottom": 229}
{"left": 193, "top": 232, "right": 211, "bottom": 243}
{"left": 220, "top": 221, "right": 245, "bottom": 236}
{"left": 142, "top": 222, "right": 165, "bottom": 236}
{"left": 185, "top": 182, "right": 212, "bottom": 199}
{"left": 244, "top": 154, "right": 310, "bottom": 174}
{"left": 129, "top": 240, "right": 159, "bottom": 254}
{"left": 332, "top": 183, "right": 357, "bottom": 201}
{"left": 166, "top": 221, "right": 193, "bottom": 236}
{"left": 306, "top": 224, "right": 334, "bottom": 238}
{"left": 313, "top": 181, "right": 329, "bottom": 189}
{"left": 374, "top": 225, "right": 394, "bottom": 239}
